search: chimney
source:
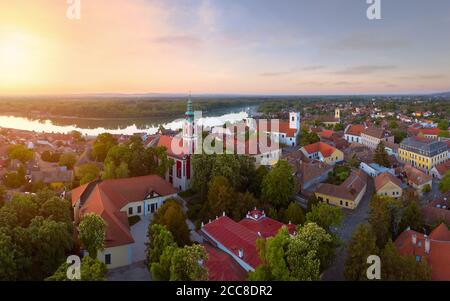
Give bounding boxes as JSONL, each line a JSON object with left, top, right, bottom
{"left": 411, "top": 233, "right": 417, "bottom": 245}
{"left": 425, "top": 238, "right": 431, "bottom": 254}
{"left": 223, "top": 211, "right": 226, "bottom": 217}
{"left": 238, "top": 249, "right": 244, "bottom": 259}
{"left": 257, "top": 231, "right": 262, "bottom": 237}
{"left": 201, "top": 222, "right": 204, "bottom": 228}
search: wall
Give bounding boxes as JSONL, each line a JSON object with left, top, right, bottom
{"left": 377, "top": 182, "right": 403, "bottom": 199}
{"left": 96, "top": 244, "right": 131, "bottom": 269}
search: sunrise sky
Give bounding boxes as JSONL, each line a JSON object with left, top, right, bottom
{"left": 0, "top": 0, "right": 449, "bottom": 95}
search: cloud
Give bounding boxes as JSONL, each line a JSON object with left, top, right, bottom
{"left": 397, "top": 74, "right": 448, "bottom": 80}
{"left": 333, "top": 65, "right": 397, "bottom": 75}
{"left": 302, "top": 65, "right": 325, "bottom": 71}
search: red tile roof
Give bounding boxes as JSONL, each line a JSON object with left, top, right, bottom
{"left": 157, "top": 135, "right": 185, "bottom": 158}
{"left": 345, "top": 125, "right": 365, "bottom": 136}
{"left": 318, "top": 130, "right": 334, "bottom": 139}
{"left": 71, "top": 175, "right": 177, "bottom": 248}
{"left": 316, "top": 170, "right": 368, "bottom": 201}
{"left": 418, "top": 128, "right": 441, "bottom": 136}
{"left": 258, "top": 120, "right": 297, "bottom": 137}
{"left": 204, "top": 244, "right": 248, "bottom": 281}
{"left": 433, "top": 161, "right": 450, "bottom": 176}
{"left": 302, "top": 142, "right": 338, "bottom": 158}
{"left": 200, "top": 209, "right": 295, "bottom": 272}
{"left": 395, "top": 224, "right": 450, "bottom": 280}
{"left": 374, "top": 172, "right": 402, "bottom": 192}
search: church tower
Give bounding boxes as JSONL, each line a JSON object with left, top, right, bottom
{"left": 335, "top": 108, "right": 341, "bottom": 120}
{"left": 183, "top": 96, "right": 197, "bottom": 154}
{"left": 289, "top": 112, "right": 300, "bottom": 132}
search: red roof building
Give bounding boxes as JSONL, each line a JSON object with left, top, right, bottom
{"left": 395, "top": 224, "right": 450, "bottom": 280}
{"left": 199, "top": 209, "right": 296, "bottom": 280}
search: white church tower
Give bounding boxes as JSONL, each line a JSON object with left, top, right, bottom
{"left": 289, "top": 112, "right": 300, "bottom": 133}
{"left": 183, "top": 96, "right": 197, "bottom": 154}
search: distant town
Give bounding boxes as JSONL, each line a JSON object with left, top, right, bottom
{"left": 1, "top": 96, "right": 449, "bottom": 281}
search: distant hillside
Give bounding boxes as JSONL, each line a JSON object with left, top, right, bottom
{"left": 432, "top": 91, "right": 450, "bottom": 97}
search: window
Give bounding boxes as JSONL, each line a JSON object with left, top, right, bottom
{"left": 128, "top": 207, "right": 133, "bottom": 215}
{"left": 105, "top": 254, "right": 111, "bottom": 265}
{"left": 137, "top": 206, "right": 142, "bottom": 214}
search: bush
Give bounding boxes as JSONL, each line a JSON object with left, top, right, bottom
{"left": 422, "top": 184, "right": 431, "bottom": 194}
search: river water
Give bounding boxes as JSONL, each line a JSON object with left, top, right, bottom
{"left": 0, "top": 105, "right": 258, "bottom": 136}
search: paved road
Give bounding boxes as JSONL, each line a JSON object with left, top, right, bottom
{"left": 107, "top": 261, "right": 151, "bottom": 281}
{"left": 321, "top": 177, "right": 374, "bottom": 281}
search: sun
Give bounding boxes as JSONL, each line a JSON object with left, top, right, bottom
{"left": 0, "top": 32, "right": 37, "bottom": 85}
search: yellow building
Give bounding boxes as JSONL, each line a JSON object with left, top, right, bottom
{"left": 300, "top": 142, "right": 344, "bottom": 166}
{"left": 374, "top": 172, "right": 403, "bottom": 199}
{"left": 399, "top": 137, "right": 448, "bottom": 174}
{"left": 315, "top": 170, "right": 368, "bottom": 209}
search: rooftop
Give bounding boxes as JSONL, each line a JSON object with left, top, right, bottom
{"left": 400, "top": 137, "right": 448, "bottom": 157}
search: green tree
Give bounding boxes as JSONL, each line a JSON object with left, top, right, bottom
{"left": 231, "top": 191, "right": 259, "bottom": 221}
{"left": 373, "top": 142, "right": 390, "bottom": 167}
{"left": 191, "top": 154, "right": 215, "bottom": 201}
{"left": 399, "top": 200, "right": 424, "bottom": 232}
{"left": 206, "top": 176, "right": 234, "bottom": 219}
{"left": 388, "top": 120, "right": 398, "bottom": 129}
{"left": 1, "top": 194, "right": 38, "bottom": 227}
{"left": 102, "top": 161, "right": 129, "bottom": 180}
{"left": 0, "top": 185, "right": 6, "bottom": 208}
{"left": 437, "top": 119, "right": 449, "bottom": 131}
{"left": 152, "top": 199, "right": 191, "bottom": 247}
{"left": 28, "top": 216, "right": 73, "bottom": 279}
{"left": 92, "top": 133, "right": 118, "bottom": 162}
{"left": 76, "top": 163, "right": 100, "bottom": 185}
{"left": 169, "top": 244, "right": 208, "bottom": 281}
{"left": 58, "top": 153, "right": 77, "bottom": 170}
{"left": 369, "top": 195, "right": 403, "bottom": 249}
{"left": 438, "top": 171, "right": 450, "bottom": 193}
{"left": 0, "top": 230, "right": 17, "bottom": 280}
{"left": 392, "top": 129, "right": 407, "bottom": 144}
{"left": 306, "top": 202, "right": 343, "bottom": 232}
{"left": 39, "top": 197, "right": 72, "bottom": 225}
{"left": 344, "top": 224, "right": 378, "bottom": 281}
{"left": 8, "top": 144, "right": 33, "bottom": 163}
{"left": 261, "top": 160, "right": 294, "bottom": 207}
{"left": 283, "top": 202, "right": 305, "bottom": 225}
{"left": 46, "top": 257, "right": 107, "bottom": 281}
{"left": 78, "top": 213, "right": 107, "bottom": 259}
{"left": 249, "top": 165, "right": 269, "bottom": 198}
{"left": 211, "top": 154, "right": 242, "bottom": 190}
{"left": 146, "top": 224, "right": 177, "bottom": 265}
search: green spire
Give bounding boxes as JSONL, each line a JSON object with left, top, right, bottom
{"left": 186, "top": 95, "right": 194, "bottom": 122}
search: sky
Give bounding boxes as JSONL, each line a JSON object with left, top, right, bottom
{"left": 0, "top": 0, "right": 449, "bottom": 95}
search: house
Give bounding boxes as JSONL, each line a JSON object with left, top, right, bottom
{"left": 374, "top": 172, "right": 403, "bottom": 199}
{"left": 395, "top": 224, "right": 450, "bottom": 281}
{"left": 300, "top": 142, "right": 344, "bottom": 166}
{"left": 403, "top": 164, "right": 433, "bottom": 193}
{"left": 417, "top": 128, "right": 441, "bottom": 140}
{"left": 199, "top": 209, "right": 296, "bottom": 280}
{"left": 360, "top": 162, "right": 395, "bottom": 178}
{"left": 399, "top": 137, "right": 448, "bottom": 174}
{"left": 430, "top": 161, "right": 450, "bottom": 180}
{"left": 288, "top": 159, "right": 332, "bottom": 193}
{"left": 344, "top": 124, "right": 365, "bottom": 144}
{"left": 315, "top": 170, "right": 368, "bottom": 209}
{"left": 384, "top": 141, "right": 399, "bottom": 157}
{"left": 70, "top": 175, "right": 177, "bottom": 269}
{"left": 316, "top": 108, "right": 341, "bottom": 127}
{"left": 422, "top": 196, "right": 450, "bottom": 227}
{"left": 31, "top": 166, "right": 74, "bottom": 184}
{"left": 360, "top": 127, "right": 394, "bottom": 150}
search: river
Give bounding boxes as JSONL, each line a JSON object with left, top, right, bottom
{"left": 0, "top": 105, "right": 258, "bottom": 136}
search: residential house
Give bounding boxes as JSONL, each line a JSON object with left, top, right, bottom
{"left": 31, "top": 166, "right": 74, "bottom": 184}
{"left": 403, "top": 164, "right": 433, "bottom": 193}
{"left": 399, "top": 137, "right": 448, "bottom": 174}
{"left": 395, "top": 224, "right": 450, "bottom": 281}
{"left": 374, "top": 172, "right": 403, "bottom": 199}
{"left": 344, "top": 124, "right": 365, "bottom": 144}
{"left": 360, "top": 162, "right": 395, "bottom": 178}
{"left": 360, "top": 127, "right": 394, "bottom": 150}
{"left": 422, "top": 196, "right": 450, "bottom": 227}
{"left": 70, "top": 175, "right": 177, "bottom": 269}
{"left": 300, "top": 142, "right": 344, "bottom": 166}
{"left": 315, "top": 170, "right": 368, "bottom": 209}
{"left": 430, "top": 161, "right": 450, "bottom": 180}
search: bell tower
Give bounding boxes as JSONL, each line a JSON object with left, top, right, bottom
{"left": 335, "top": 108, "right": 341, "bottom": 120}
{"left": 183, "top": 96, "right": 197, "bottom": 154}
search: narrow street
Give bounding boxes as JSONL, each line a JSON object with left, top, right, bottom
{"left": 322, "top": 178, "right": 374, "bottom": 281}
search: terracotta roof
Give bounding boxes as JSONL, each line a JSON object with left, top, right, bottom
{"left": 395, "top": 224, "right": 450, "bottom": 280}
{"left": 362, "top": 127, "right": 392, "bottom": 139}
{"left": 345, "top": 125, "right": 365, "bottom": 137}
{"left": 204, "top": 244, "right": 248, "bottom": 281}
{"left": 433, "top": 161, "right": 450, "bottom": 176}
{"left": 71, "top": 175, "right": 177, "bottom": 248}
{"left": 404, "top": 164, "right": 432, "bottom": 186}
{"left": 257, "top": 120, "right": 297, "bottom": 137}
{"left": 418, "top": 128, "right": 441, "bottom": 136}
{"left": 422, "top": 197, "right": 450, "bottom": 226}
{"left": 302, "top": 142, "right": 338, "bottom": 158}
{"left": 316, "top": 170, "right": 368, "bottom": 201}
{"left": 157, "top": 135, "right": 185, "bottom": 158}
{"left": 318, "top": 130, "right": 334, "bottom": 139}
{"left": 374, "top": 172, "right": 402, "bottom": 192}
